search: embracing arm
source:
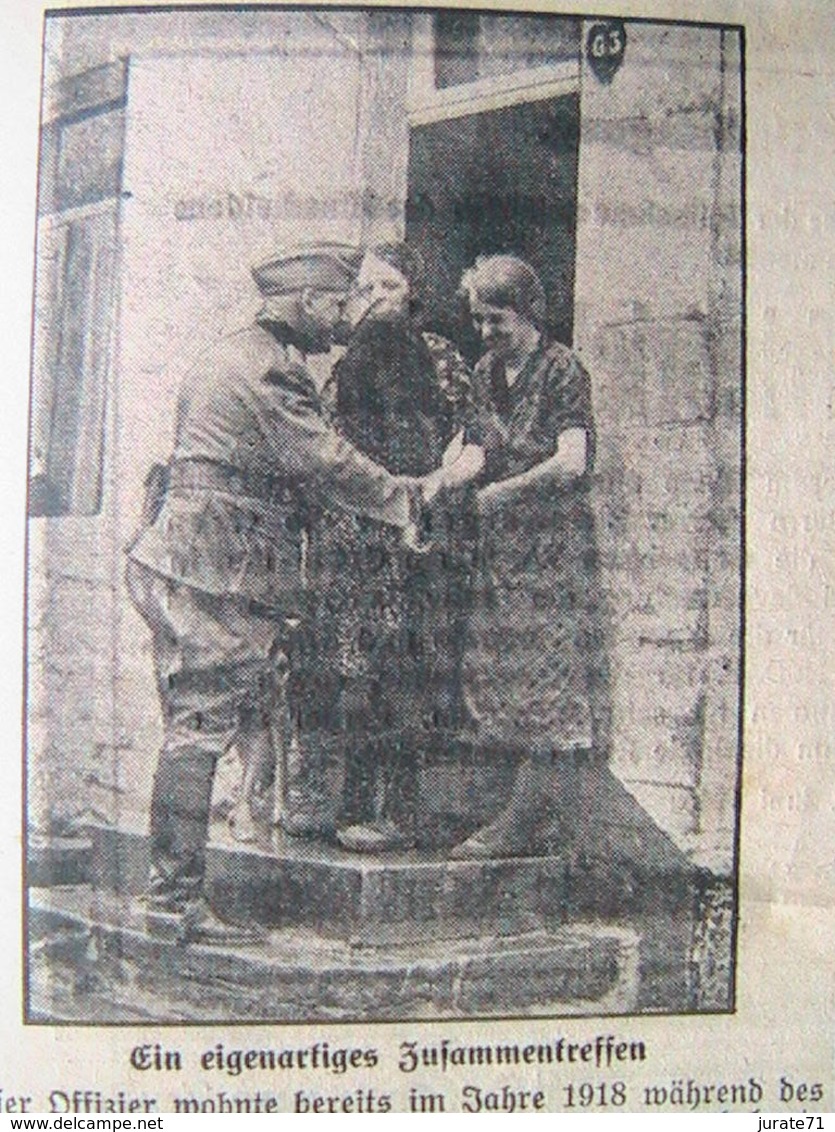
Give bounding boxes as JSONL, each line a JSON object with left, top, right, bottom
{"left": 479, "top": 427, "right": 588, "bottom": 506}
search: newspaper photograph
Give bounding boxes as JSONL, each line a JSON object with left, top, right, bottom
{"left": 2, "top": 0, "right": 831, "bottom": 1116}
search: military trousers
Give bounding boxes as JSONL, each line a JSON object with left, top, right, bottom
{"left": 127, "top": 562, "right": 289, "bottom": 906}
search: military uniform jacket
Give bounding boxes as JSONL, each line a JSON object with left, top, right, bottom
{"left": 128, "top": 322, "right": 415, "bottom": 611}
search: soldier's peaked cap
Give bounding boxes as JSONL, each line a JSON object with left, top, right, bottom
{"left": 252, "top": 244, "right": 363, "bottom": 296}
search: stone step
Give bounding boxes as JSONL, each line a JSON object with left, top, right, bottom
{"left": 28, "top": 888, "right": 641, "bottom": 1022}
{"left": 27, "top": 835, "right": 91, "bottom": 888}
{"left": 88, "top": 822, "right": 570, "bottom": 945}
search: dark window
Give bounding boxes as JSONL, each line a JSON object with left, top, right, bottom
{"left": 29, "top": 210, "right": 118, "bottom": 517}
{"left": 407, "top": 94, "right": 581, "bottom": 359}
{"left": 29, "top": 60, "right": 126, "bottom": 517}
{"left": 39, "top": 59, "right": 127, "bottom": 217}
{"left": 55, "top": 108, "right": 125, "bottom": 213}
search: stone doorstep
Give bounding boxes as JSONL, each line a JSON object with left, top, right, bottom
{"left": 27, "top": 836, "right": 92, "bottom": 888}
{"left": 88, "top": 823, "right": 572, "bottom": 944}
{"left": 28, "top": 889, "right": 641, "bottom": 1021}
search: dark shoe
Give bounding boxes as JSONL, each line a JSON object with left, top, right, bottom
{"left": 187, "top": 903, "right": 268, "bottom": 947}
{"left": 449, "top": 828, "right": 543, "bottom": 860}
{"left": 277, "top": 811, "right": 334, "bottom": 840}
{"left": 336, "top": 819, "right": 416, "bottom": 853}
{"left": 448, "top": 828, "right": 502, "bottom": 860}
{"left": 143, "top": 899, "right": 200, "bottom": 944}
{"left": 144, "top": 897, "right": 267, "bottom": 946}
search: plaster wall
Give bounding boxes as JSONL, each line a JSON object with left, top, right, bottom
{"left": 573, "top": 22, "right": 742, "bottom": 866}
{"left": 28, "top": 14, "right": 742, "bottom": 869}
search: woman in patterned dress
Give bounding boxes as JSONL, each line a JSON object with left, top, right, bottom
{"left": 326, "top": 244, "right": 475, "bottom": 852}
{"left": 450, "top": 254, "right": 604, "bottom": 859}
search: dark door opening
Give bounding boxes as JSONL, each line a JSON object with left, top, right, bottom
{"left": 406, "top": 92, "right": 580, "bottom": 363}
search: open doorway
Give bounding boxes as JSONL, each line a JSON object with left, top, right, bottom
{"left": 405, "top": 91, "right": 580, "bottom": 362}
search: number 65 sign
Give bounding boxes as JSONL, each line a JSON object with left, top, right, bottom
{"left": 586, "top": 19, "right": 627, "bottom": 84}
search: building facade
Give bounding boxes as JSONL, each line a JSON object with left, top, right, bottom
{"left": 27, "top": 9, "right": 742, "bottom": 880}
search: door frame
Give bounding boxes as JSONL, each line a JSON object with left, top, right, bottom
{"left": 407, "top": 13, "right": 580, "bottom": 127}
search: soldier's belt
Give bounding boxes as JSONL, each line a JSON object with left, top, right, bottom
{"left": 168, "top": 458, "right": 297, "bottom": 504}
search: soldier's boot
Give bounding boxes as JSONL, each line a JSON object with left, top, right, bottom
{"left": 146, "top": 745, "right": 214, "bottom": 910}
{"left": 141, "top": 747, "right": 261, "bottom": 941}
{"left": 449, "top": 754, "right": 580, "bottom": 860}
{"left": 144, "top": 895, "right": 268, "bottom": 947}
{"left": 143, "top": 747, "right": 266, "bottom": 944}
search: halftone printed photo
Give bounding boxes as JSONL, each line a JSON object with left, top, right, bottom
{"left": 24, "top": 7, "right": 743, "bottom": 1029}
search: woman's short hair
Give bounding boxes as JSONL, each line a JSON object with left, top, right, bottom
{"left": 460, "top": 254, "right": 547, "bottom": 330}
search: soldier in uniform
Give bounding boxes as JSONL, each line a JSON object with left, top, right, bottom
{"left": 126, "top": 244, "right": 480, "bottom": 944}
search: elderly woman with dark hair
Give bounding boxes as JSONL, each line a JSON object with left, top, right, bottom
{"left": 318, "top": 243, "right": 476, "bottom": 853}
{"left": 335, "top": 243, "right": 471, "bottom": 467}
{"left": 450, "top": 253, "right": 602, "bottom": 859}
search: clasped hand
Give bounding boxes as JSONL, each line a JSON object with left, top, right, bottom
{"left": 401, "top": 439, "right": 485, "bottom": 552}
{"left": 421, "top": 439, "right": 486, "bottom": 505}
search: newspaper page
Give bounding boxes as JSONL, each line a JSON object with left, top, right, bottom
{"left": 2, "top": 0, "right": 832, "bottom": 1117}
